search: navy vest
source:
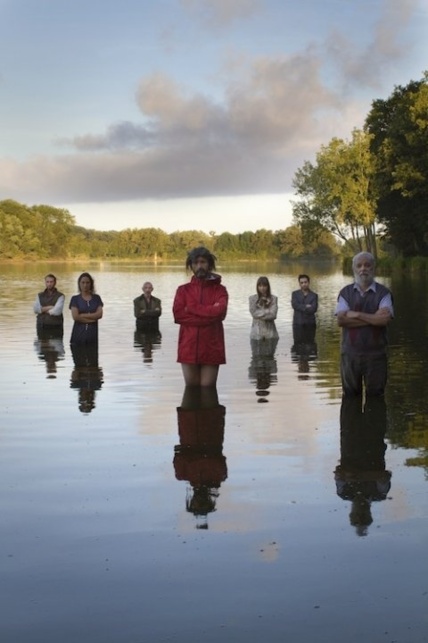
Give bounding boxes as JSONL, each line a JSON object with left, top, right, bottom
{"left": 37, "top": 289, "right": 64, "bottom": 327}
{"left": 339, "top": 282, "right": 391, "bottom": 355}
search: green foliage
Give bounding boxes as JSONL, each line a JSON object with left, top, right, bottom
{"left": 0, "top": 200, "right": 339, "bottom": 261}
{"left": 365, "top": 74, "right": 428, "bottom": 256}
{"left": 0, "top": 200, "right": 75, "bottom": 258}
{"left": 292, "top": 73, "right": 428, "bottom": 259}
{"left": 291, "top": 129, "right": 378, "bottom": 256}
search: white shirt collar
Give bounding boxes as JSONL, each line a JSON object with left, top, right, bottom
{"left": 353, "top": 281, "right": 376, "bottom": 295}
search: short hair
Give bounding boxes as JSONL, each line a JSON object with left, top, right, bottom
{"left": 298, "top": 274, "right": 310, "bottom": 282}
{"left": 185, "top": 247, "right": 216, "bottom": 271}
{"left": 352, "top": 252, "right": 375, "bottom": 269}
{"left": 77, "top": 272, "right": 95, "bottom": 293}
{"left": 44, "top": 273, "right": 57, "bottom": 282}
{"left": 256, "top": 276, "right": 271, "bottom": 297}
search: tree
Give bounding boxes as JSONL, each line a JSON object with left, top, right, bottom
{"left": 292, "top": 129, "right": 378, "bottom": 257}
{"left": 250, "top": 229, "right": 275, "bottom": 257}
{"left": 237, "top": 231, "right": 256, "bottom": 254}
{"left": 168, "top": 231, "right": 212, "bottom": 258}
{"left": 275, "top": 225, "right": 304, "bottom": 257}
{"left": 0, "top": 200, "right": 43, "bottom": 257}
{"left": 214, "top": 232, "right": 240, "bottom": 255}
{"left": 31, "top": 204, "right": 75, "bottom": 257}
{"left": 365, "top": 74, "right": 428, "bottom": 256}
{"left": 274, "top": 225, "right": 339, "bottom": 259}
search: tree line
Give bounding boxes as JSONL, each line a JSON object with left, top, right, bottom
{"left": 292, "top": 73, "right": 428, "bottom": 259}
{"left": 0, "top": 199, "right": 340, "bottom": 261}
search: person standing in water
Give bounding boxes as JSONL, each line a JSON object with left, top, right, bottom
{"left": 33, "top": 273, "right": 65, "bottom": 337}
{"left": 69, "top": 272, "right": 103, "bottom": 345}
{"left": 291, "top": 274, "right": 318, "bottom": 349}
{"left": 336, "top": 252, "right": 393, "bottom": 396}
{"left": 133, "top": 281, "right": 162, "bottom": 333}
{"left": 249, "top": 276, "right": 279, "bottom": 341}
{"left": 173, "top": 247, "right": 228, "bottom": 387}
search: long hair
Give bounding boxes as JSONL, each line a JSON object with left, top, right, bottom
{"left": 185, "top": 247, "right": 217, "bottom": 271}
{"left": 256, "top": 276, "right": 271, "bottom": 297}
{"left": 77, "top": 272, "right": 95, "bottom": 294}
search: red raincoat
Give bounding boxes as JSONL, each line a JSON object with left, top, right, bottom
{"left": 173, "top": 273, "right": 228, "bottom": 365}
{"left": 173, "top": 404, "right": 227, "bottom": 487}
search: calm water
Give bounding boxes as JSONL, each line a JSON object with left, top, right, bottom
{"left": 0, "top": 263, "right": 427, "bottom": 643}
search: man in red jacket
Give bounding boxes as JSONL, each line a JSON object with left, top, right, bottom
{"left": 173, "top": 247, "right": 228, "bottom": 386}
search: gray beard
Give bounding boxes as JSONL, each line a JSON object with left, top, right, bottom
{"left": 354, "top": 273, "right": 374, "bottom": 289}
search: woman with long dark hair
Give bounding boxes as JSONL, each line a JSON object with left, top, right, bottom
{"left": 249, "top": 276, "right": 279, "bottom": 341}
{"left": 69, "top": 272, "right": 103, "bottom": 345}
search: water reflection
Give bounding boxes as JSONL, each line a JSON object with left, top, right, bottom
{"left": 291, "top": 325, "right": 318, "bottom": 380}
{"left": 70, "top": 344, "right": 104, "bottom": 414}
{"left": 173, "top": 386, "right": 227, "bottom": 529}
{"left": 34, "top": 331, "right": 65, "bottom": 378}
{"left": 133, "top": 330, "right": 162, "bottom": 364}
{"left": 248, "top": 337, "right": 278, "bottom": 402}
{"left": 335, "top": 396, "right": 391, "bottom": 537}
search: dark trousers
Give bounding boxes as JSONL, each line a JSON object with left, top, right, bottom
{"left": 37, "top": 324, "right": 63, "bottom": 340}
{"left": 340, "top": 352, "right": 387, "bottom": 396}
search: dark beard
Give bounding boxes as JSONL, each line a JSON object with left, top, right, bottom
{"left": 195, "top": 269, "right": 209, "bottom": 279}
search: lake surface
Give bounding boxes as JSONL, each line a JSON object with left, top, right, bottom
{"left": 0, "top": 262, "right": 427, "bottom": 643}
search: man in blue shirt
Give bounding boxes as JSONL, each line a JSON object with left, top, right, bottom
{"left": 336, "top": 252, "right": 393, "bottom": 396}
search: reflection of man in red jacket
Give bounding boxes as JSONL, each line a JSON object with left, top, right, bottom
{"left": 173, "top": 247, "right": 228, "bottom": 386}
{"left": 173, "top": 385, "right": 227, "bottom": 529}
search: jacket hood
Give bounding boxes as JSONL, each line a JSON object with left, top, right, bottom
{"left": 191, "top": 273, "right": 222, "bottom": 284}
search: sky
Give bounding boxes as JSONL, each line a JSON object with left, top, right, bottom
{"left": 0, "top": 0, "right": 426, "bottom": 235}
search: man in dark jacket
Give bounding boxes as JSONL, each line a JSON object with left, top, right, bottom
{"left": 173, "top": 247, "right": 228, "bottom": 387}
{"left": 291, "top": 274, "right": 318, "bottom": 345}
{"left": 336, "top": 252, "right": 393, "bottom": 396}
{"left": 133, "top": 282, "right": 162, "bottom": 332}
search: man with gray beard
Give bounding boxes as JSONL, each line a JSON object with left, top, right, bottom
{"left": 336, "top": 252, "right": 393, "bottom": 397}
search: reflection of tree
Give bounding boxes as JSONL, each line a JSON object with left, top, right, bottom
{"left": 248, "top": 337, "right": 278, "bottom": 402}
{"left": 173, "top": 386, "right": 227, "bottom": 529}
{"left": 34, "top": 333, "right": 65, "bottom": 378}
{"left": 70, "top": 344, "right": 104, "bottom": 414}
{"left": 133, "top": 331, "right": 162, "bottom": 364}
{"left": 291, "top": 325, "right": 317, "bottom": 381}
{"left": 384, "top": 273, "right": 428, "bottom": 475}
{"left": 335, "top": 396, "right": 391, "bottom": 537}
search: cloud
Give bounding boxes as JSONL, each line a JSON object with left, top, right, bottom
{"left": 0, "top": 0, "right": 421, "bottom": 206}
{"left": 180, "top": 0, "right": 261, "bottom": 28}
{"left": 326, "top": 0, "right": 421, "bottom": 90}
{"left": 57, "top": 122, "right": 157, "bottom": 152}
{"left": 67, "top": 53, "right": 340, "bottom": 158}
{"left": 0, "top": 53, "right": 345, "bottom": 204}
